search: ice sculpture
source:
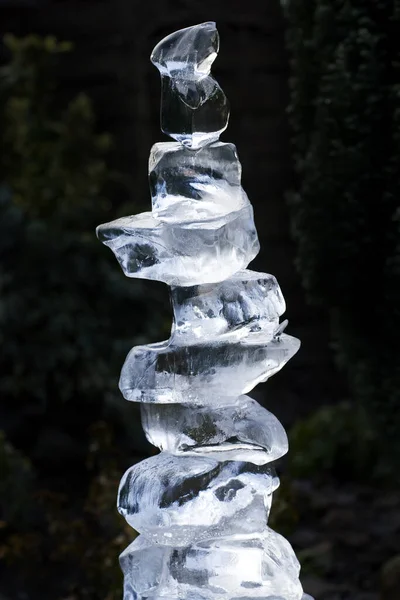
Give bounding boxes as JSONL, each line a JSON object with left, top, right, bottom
{"left": 97, "top": 21, "right": 313, "bottom": 600}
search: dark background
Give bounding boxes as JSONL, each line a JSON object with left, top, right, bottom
{"left": 0, "top": 1, "right": 399, "bottom": 599}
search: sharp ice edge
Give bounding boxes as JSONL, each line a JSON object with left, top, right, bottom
{"left": 149, "top": 142, "right": 247, "bottom": 223}
{"left": 117, "top": 453, "right": 279, "bottom": 545}
{"left": 119, "top": 529, "right": 303, "bottom": 600}
{"left": 170, "top": 269, "right": 286, "bottom": 344}
{"left": 96, "top": 205, "right": 259, "bottom": 287}
{"left": 96, "top": 139, "right": 259, "bottom": 287}
{"left": 140, "top": 395, "right": 288, "bottom": 465}
{"left": 96, "top": 20, "right": 312, "bottom": 600}
{"left": 119, "top": 333, "right": 300, "bottom": 404}
{"left": 150, "top": 22, "right": 229, "bottom": 148}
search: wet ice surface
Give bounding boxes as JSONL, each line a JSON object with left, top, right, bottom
{"left": 97, "top": 18, "right": 312, "bottom": 600}
{"left": 171, "top": 269, "right": 286, "bottom": 344}
{"left": 149, "top": 141, "right": 246, "bottom": 222}
{"left": 140, "top": 395, "right": 288, "bottom": 465}
{"left": 96, "top": 206, "right": 259, "bottom": 287}
{"left": 119, "top": 333, "right": 300, "bottom": 404}
{"left": 117, "top": 453, "right": 279, "bottom": 545}
{"left": 120, "top": 529, "right": 304, "bottom": 600}
{"left": 151, "top": 22, "right": 229, "bottom": 148}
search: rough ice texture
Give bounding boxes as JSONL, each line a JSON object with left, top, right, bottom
{"left": 119, "top": 333, "right": 300, "bottom": 404}
{"left": 149, "top": 141, "right": 246, "bottom": 222}
{"left": 97, "top": 19, "right": 311, "bottom": 600}
{"left": 171, "top": 269, "right": 286, "bottom": 344}
{"left": 140, "top": 395, "right": 288, "bottom": 465}
{"left": 96, "top": 205, "right": 259, "bottom": 287}
{"left": 150, "top": 22, "right": 229, "bottom": 148}
{"left": 120, "top": 530, "right": 303, "bottom": 600}
{"left": 117, "top": 453, "right": 279, "bottom": 545}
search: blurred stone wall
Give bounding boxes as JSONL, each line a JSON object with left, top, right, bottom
{"left": 0, "top": 0, "right": 344, "bottom": 424}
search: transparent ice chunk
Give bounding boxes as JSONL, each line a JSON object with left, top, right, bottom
{"left": 149, "top": 141, "right": 246, "bottom": 222}
{"left": 117, "top": 453, "right": 279, "bottom": 545}
{"left": 150, "top": 21, "right": 218, "bottom": 78}
{"left": 120, "top": 530, "right": 304, "bottom": 600}
{"left": 119, "top": 333, "right": 300, "bottom": 404}
{"left": 141, "top": 395, "right": 288, "bottom": 465}
{"left": 99, "top": 19, "right": 312, "bottom": 600}
{"left": 171, "top": 269, "right": 286, "bottom": 344}
{"left": 96, "top": 206, "right": 259, "bottom": 287}
{"left": 151, "top": 22, "right": 229, "bottom": 148}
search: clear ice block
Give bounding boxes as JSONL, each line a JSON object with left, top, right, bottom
{"left": 120, "top": 530, "right": 304, "bottom": 600}
{"left": 171, "top": 269, "right": 286, "bottom": 344}
{"left": 117, "top": 453, "right": 279, "bottom": 545}
{"left": 149, "top": 141, "right": 246, "bottom": 222}
{"left": 119, "top": 333, "right": 300, "bottom": 404}
{"left": 97, "top": 19, "right": 313, "bottom": 600}
{"left": 140, "top": 395, "right": 288, "bottom": 465}
{"left": 151, "top": 22, "right": 229, "bottom": 148}
{"left": 96, "top": 206, "right": 259, "bottom": 287}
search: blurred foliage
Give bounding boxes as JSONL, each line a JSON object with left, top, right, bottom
{"left": 283, "top": 1, "right": 400, "bottom": 461}
{"left": 0, "top": 423, "right": 135, "bottom": 599}
{"left": 287, "top": 402, "right": 380, "bottom": 482}
{"left": 272, "top": 402, "right": 382, "bottom": 539}
{"left": 0, "top": 34, "right": 165, "bottom": 599}
{"left": 0, "top": 430, "right": 35, "bottom": 529}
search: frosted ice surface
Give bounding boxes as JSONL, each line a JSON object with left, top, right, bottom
{"left": 149, "top": 141, "right": 247, "bottom": 222}
{"left": 141, "top": 395, "right": 288, "bottom": 465}
{"left": 119, "top": 333, "right": 300, "bottom": 404}
{"left": 117, "top": 453, "right": 279, "bottom": 545}
{"left": 96, "top": 206, "right": 259, "bottom": 287}
{"left": 151, "top": 22, "right": 229, "bottom": 148}
{"left": 119, "top": 529, "right": 304, "bottom": 600}
{"left": 171, "top": 269, "right": 286, "bottom": 344}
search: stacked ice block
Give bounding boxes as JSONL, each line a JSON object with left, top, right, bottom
{"left": 97, "top": 21, "right": 312, "bottom": 600}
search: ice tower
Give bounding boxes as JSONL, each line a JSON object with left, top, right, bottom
{"left": 97, "top": 21, "right": 312, "bottom": 600}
